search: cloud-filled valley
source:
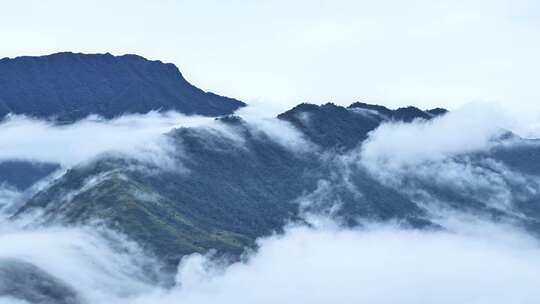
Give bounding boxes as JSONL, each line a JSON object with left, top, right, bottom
{"left": 2, "top": 97, "right": 540, "bottom": 303}
{"left": 144, "top": 222, "right": 540, "bottom": 304}
{"left": 3, "top": 218, "right": 540, "bottom": 303}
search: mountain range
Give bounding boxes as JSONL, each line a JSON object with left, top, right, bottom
{"left": 2, "top": 52, "right": 540, "bottom": 303}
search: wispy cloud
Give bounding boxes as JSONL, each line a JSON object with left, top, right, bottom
{"left": 0, "top": 112, "right": 213, "bottom": 167}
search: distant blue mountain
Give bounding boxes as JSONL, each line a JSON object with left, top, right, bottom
{"left": 0, "top": 52, "right": 245, "bottom": 122}
{"left": 0, "top": 161, "right": 59, "bottom": 190}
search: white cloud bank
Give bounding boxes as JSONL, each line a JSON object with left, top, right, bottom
{"left": 131, "top": 222, "right": 540, "bottom": 304}
{"left": 0, "top": 226, "right": 159, "bottom": 304}
{"left": 1, "top": 103, "right": 540, "bottom": 303}
{"left": 2, "top": 220, "right": 540, "bottom": 304}
{"left": 360, "top": 103, "right": 512, "bottom": 168}
{"left": 239, "top": 104, "right": 316, "bottom": 153}
{"left": 0, "top": 112, "right": 213, "bottom": 167}
{"left": 0, "top": 109, "right": 314, "bottom": 169}
{"left": 355, "top": 102, "right": 540, "bottom": 214}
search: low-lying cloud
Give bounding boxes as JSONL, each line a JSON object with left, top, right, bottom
{"left": 0, "top": 112, "right": 213, "bottom": 167}
{"left": 0, "top": 224, "right": 159, "bottom": 304}
{"left": 140, "top": 221, "right": 540, "bottom": 304}
{"left": 2, "top": 217, "right": 540, "bottom": 304}
{"left": 356, "top": 102, "right": 540, "bottom": 215}
{"left": 2, "top": 102, "right": 540, "bottom": 303}
{"left": 360, "top": 103, "right": 511, "bottom": 168}
{"left": 0, "top": 109, "right": 314, "bottom": 170}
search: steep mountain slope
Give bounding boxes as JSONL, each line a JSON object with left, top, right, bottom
{"left": 16, "top": 103, "right": 446, "bottom": 266}
{"left": 16, "top": 101, "right": 540, "bottom": 274}
{"left": 0, "top": 52, "right": 245, "bottom": 122}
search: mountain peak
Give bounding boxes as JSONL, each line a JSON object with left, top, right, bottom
{"left": 0, "top": 52, "right": 245, "bottom": 122}
{"left": 278, "top": 102, "right": 448, "bottom": 149}
{"left": 349, "top": 102, "right": 448, "bottom": 122}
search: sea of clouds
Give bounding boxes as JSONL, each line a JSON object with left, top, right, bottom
{"left": 1, "top": 102, "right": 540, "bottom": 303}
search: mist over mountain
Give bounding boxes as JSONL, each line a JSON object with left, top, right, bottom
{"left": 2, "top": 53, "right": 540, "bottom": 303}
{"left": 15, "top": 103, "right": 440, "bottom": 267}
{"left": 0, "top": 52, "right": 245, "bottom": 122}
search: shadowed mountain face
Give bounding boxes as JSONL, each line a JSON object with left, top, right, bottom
{"left": 15, "top": 103, "right": 449, "bottom": 267}
{"left": 0, "top": 161, "right": 59, "bottom": 190}
{"left": 278, "top": 102, "right": 447, "bottom": 149}
{"left": 0, "top": 52, "right": 245, "bottom": 122}
{"left": 0, "top": 258, "right": 82, "bottom": 304}
{"left": 10, "top": 101, "right": 540, "bottom": 303}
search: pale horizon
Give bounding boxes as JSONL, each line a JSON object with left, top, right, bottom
{"left": 2, "top": 0, "right": 540, "bottom": 114}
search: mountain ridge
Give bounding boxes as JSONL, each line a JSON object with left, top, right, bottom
{"left": 13, "top": 102, "right": 451, "bottom": 267}
{"left": 0, "top": 52, "right": 245, "bottom": 122}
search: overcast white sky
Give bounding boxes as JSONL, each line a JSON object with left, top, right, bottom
{"left": 1, "top": 0, "right": 540, "bottom": 113}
